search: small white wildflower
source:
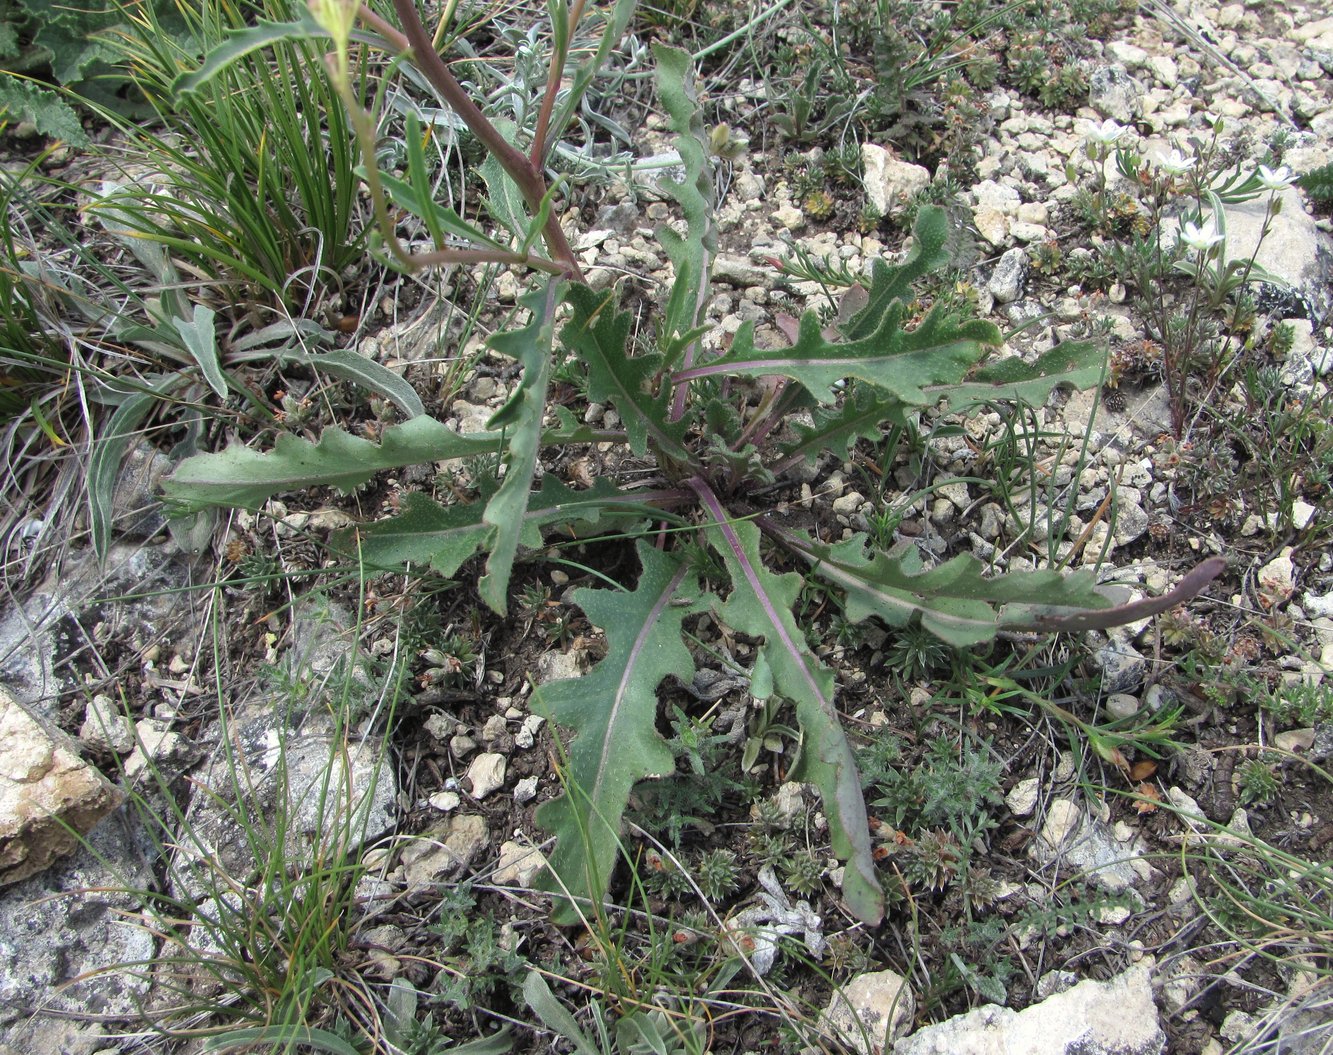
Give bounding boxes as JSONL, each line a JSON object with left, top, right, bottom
{"left": 1085, "top": 119, "right": 1127, "bottom": 145}
{"left": 1179, "top": 218, "right": 1222, "bottom": 254}
{"left": 1156, "top": 149, "right": 1196, "bottom": 176}
{"left": 1257, "top": 164, "right": 1295, "bottom": 191}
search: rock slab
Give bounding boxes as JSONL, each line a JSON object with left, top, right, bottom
{"left": 896, "top": 962, "right": 1164, "bottom": 1055}
{"left": 0, "top": 808, "right": 155, "bottom": 1026}
{"left": 822, "top": 969, "right": 916, "bottom": 1055}
{"left": 0, "top": 687, "right": 123, "bottom": 887}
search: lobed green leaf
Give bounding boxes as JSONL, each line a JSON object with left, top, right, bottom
{"left": 652, "top": 44, "right": 716, "bottom": 388}
{"left": 478, "top": 281, "right": 560, "bottom": 613}
{"left": 691, "top": 479, "right": 883, "bottom": 925}
{"left": 560, "top": 284, "right": 689, "bottom": 460}
{"left": 842, "top": 206, "right": 953, "bottom": 341}
{"left": 336, "top": 477, "right": 682, "bottom": 576}
{"left": 932, "top": 339, "right": 1106, "bottom": 409}
{"left": 533, "top": 542, "right": 705, "bottom": 923}
{"left": 773, "top": 526, "right": 1114, "bottom": 647}
{"left": 678, "top": 303, "right": 1001, "bottom": 405}
{"left": 162, "top": 417, "right": 503, "bottom": 512}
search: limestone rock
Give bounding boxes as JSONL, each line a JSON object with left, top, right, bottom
{"left": 175, "top": 709, "right": 395, "bottom": 899}
{"left": 112, "top": 439, "right": 173, "bottom": 541}
{"left": 988, "top": 247, "right": 1030, "bottom": 304}
{"left": 822, "top": 969, "right": 917, "bottom": 1055}
{"left": 1224, "top": 187, "right": 1333, "bottom": 323}
{"left": 0, "top": 808, "right": 154, "bottom": 1026}
{"left": 1089, "top": 63, "right": 1143, "bottom": 122}
{"left": 1090, "top": 636, "right": 1147, "bottom": 694}
{"left": 493, "top": 841, "right": 548, "bottom": 888}
{"left": 1030, "top": 798, "right": 1153, "bottom": 894}
{"left": 861, "top": 144, "right": 930, "bottom": 218}
{"left": 402, "top": 814, "right": 490, "bottom": 890}
{"left": 467, "top": 752, "right": 507, "bottom": 800}
{"left": 1, "top": 688, "right": 123, "bottom": 887}
{"left": 896, "top": 963, "right": 1164, "bottom": 1055}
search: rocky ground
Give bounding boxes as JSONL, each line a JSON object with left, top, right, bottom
{"left": 2, "top": 0, "right": 1333, "bottom": 1053}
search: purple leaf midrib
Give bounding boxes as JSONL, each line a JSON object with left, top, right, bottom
{"left": 687, "top": 478, "right": 828, "bottom": 707}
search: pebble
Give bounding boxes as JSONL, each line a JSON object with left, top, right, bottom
{"left": 1007, "top": 777, "right": 1041, "bottom": 817}
{"left": 1105, "top": 693, "right": 1140, "bottom": 720}
{"left": 466, "top": 753, "right": 508, "bottom": 800}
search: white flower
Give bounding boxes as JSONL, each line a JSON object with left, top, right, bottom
{"left": 1257, "top": 164, "right": 1295, "bottom": 191}
{"left": 1180, "top": 218, "right": 1223, "bottom": 253}
{"left": 1156, "top": 149, "right": 1196, "bottom": 176}
{"left": 1085, "top": 119, "right": 1127, "bottom": 145}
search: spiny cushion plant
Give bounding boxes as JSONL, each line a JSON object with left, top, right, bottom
{"left": 162, "top": 0, "right": 1223, "bottom": 926}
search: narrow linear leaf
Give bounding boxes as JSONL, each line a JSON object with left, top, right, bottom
{"left": 561, "top": 284, "right": 689, "bottom": 459}
{"left": 480, "top": 117, "right": 529, "bottom": 245}
{"left": 533, "top": 542, "right": 704, "bottom": 922}
{"left": 478, "top": 281, "right": 559, "bottom": 613}
{"left": 89, "top": 390, "right": 160, "bottom": 559}
{"left": 771, "top": 525, "right": 1114, "bottom": 647}
{"left": 162, "top": 416, "right": 503, "bottom": 512}
{"left": 202, "top": 1024, "right": 360, "bottom": 1055}
{"left": 370, "top": 166, "right": 511, "bottom": 252}
{"left": 444, "top": 1030, "right": 514, "bottom": 1055}
{"left": 543, "top": 0, "right": 638, "bottom": 151}
{"left": 689, "top": 479, "right": 883, "bottom": 925}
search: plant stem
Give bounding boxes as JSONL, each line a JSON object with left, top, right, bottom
{"left": 530, "top": 0, "right": 587, "bottom": 169}
{"left": 363, "top": 2, "right": 584, "bottom": 280}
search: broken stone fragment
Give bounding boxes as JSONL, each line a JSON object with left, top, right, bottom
{"left": 1, "top": 687, "right": 124, "bottom": 887}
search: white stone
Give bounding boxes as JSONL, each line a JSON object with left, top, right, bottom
{"left": 1258, "top": 548, "right": 1296, "bottom": 609}
{"left": 467, "top": 753, "right": 508, "bottom": 800}
{"left": 1274, "top": 728, "right": 1316, "bottom": 753}
{"left": 493, "top": 840, "right": 548, "bottom": 888}
{"left": 1031, "top": 798, "right": 1152, "bottom": 893}
{"left": 822, "top": 970, "right": 916, "bottom": 1055}
{"left": 1016, "top": 202, "right": 1049, "bottom": 225}
{"left": 79, "top": 694, "right": 135, "bottom": 755}
{"left": 513, "top": 776, "right": 539, "bottom": 804}
{"left": 774, "top": 203, "right": 805, "bottom": 231}
{"left": 1007, "top": 777, "right": 1041, "bottom": 817}
{"left": 896, "top": 963, "right": 1164, "bottom": 1055}
{"left": 401, "top": 815, "right": 489, "bottom": 889}
{"left": 861, "top": 144, "right": 930, "bottom": 218}
{"left": 1, "top": 689, "right": 124, "bottom": 887}
{"left": 1147, "top": 55, "right": 1178, "bottom": 88}
{"left": 515, "top": 713, "right": 545, "bottom": 750}
{"left": 973, "top": 206, "right": 1010, "bottom": 247}
{"left": 1106, "top": 41, "right": 1148, "bottom": 67}
{"left": 974, "top": 180, "right": 1022, "bottom": 215}
{"left": 1105, "top": 694, "right": 1140, "bottom": 720}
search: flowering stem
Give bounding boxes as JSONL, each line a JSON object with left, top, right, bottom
{"left": 361, "top": 2, "right": 584, "bottom": 281}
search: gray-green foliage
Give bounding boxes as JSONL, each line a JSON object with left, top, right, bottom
{"left": 161, "top": 3, "right": 1175, "bottom": 928}
{"left": 0, "top": 0, "right": 186, "bottom": 136}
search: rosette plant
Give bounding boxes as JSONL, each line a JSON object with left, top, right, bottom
{"left": 163, "top": 0, "right": 1222, "bottom": 925}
